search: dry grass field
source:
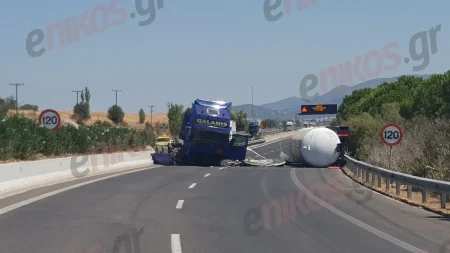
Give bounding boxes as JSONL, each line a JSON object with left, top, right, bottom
{"left": 7, "top": 109, "right": 168, "bottom": 129}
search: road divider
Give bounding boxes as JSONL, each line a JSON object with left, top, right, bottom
{"left": 0, "top": 150, "right": 155, "bottom": 199}
{"left": 248, "top": 132, "right": 295, "bottom": 149}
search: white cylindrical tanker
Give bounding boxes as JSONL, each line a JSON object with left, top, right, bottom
{"left": 281, "top": 127, "right": 341, "bottom": 167}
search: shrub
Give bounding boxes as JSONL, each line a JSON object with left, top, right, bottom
{"left": 139, "top": 108, "right": 145, "bottom": 124}
{"left": 107, "top": 105, "right": 125, "bottom": 124}
{"left": 0, "top": 115, "right": 154, "bottom": 161}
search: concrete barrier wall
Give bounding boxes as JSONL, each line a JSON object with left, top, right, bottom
{"left": 0, "top": 150, "right": 154, "bottom": 198}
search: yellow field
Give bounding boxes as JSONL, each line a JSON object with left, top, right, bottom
{"left": 7, "top": 109, "right": 168, "bottom": 129}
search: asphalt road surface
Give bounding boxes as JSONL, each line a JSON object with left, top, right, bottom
{"left": 1, "top": 138, "right": 450, "bottom": 253}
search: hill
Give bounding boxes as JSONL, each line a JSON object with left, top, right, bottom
{"left": 233, "top": 75, "right": 431, "bottom": 120}
{"left": 7, "top": 110, "right": 168, "bottom": 129}
{"left": 230, "top": 104, "right": 280, "bottom": 118}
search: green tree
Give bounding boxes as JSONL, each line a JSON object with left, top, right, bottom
{"left": 73, "top": 87, "right": 91, "bottom": 123}
{"left": 168, "top": 104, "right": 184, "bottom": 138}
{"left": 107, "top": 105, "right": 125, "bottom": 124}
{"left": 0, "top": 96, "right": 15, "bottom": 120}
{"left": 231, "top": 110, "right": 248, "bottom": 132}
{"left": 139, "top": 108, "right": 146, "bottom": 124}
{"left": 19, "top": 104, "right": 38, "bottom": 111}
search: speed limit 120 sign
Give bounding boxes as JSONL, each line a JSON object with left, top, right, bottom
{"left": 381, "top": 123, "right": 403, "bottom": 146}
{"left": 39, "top": 109, "right": 61, "bottom": 131}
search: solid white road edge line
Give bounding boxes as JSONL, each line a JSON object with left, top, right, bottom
{"left": 290, "top": 169, "right": 425, "bottom": 253}
{"left": 188, "top": 183, "right": 197, "bottom": 189}
{"left": 204, "top": 174, "right": 210, "bottom": 177}
{"left": 176, "top": 200, "right": 184, "bottom": 209}
{"left": 171, "top": 234, "right": 182, "bottom": 253}
{"left": 0, "top": 166, "right": 156, "bottom": 216}
{"left": 247, "top": 149, "right": 267, "bottom": 160}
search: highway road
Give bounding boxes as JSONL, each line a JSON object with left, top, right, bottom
{"left": 1, "top": 138, "right": 450, "bottom": 253}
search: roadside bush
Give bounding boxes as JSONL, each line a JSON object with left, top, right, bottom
{"left": 363, "top": 117, "right": 450, "bottom": 181}
{"left": 0, "top": 115, "right": 155, "bottom": 162}
{"left": 338, "top": 70, "right": 450, "bottom": 181}
{"left": 107, "top": 105, "right": 125, "bottom": 124}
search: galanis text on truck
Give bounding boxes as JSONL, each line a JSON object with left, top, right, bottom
{"left": 196, "top": 119, "right": 228, "bottom": 127}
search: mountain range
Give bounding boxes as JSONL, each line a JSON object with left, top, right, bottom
{"left": 230, "top": 75, "right": 431, "bottom": 120}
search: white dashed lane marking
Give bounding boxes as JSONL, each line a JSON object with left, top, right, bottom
{"left": 175, "top": 200, "right": 184, "bottom": 209}
{"left": 171, "top": 234, "right": 182, "bottom": 253}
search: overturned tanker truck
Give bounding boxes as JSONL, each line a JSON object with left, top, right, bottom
{"left": 280, "top": 126, "right": 351, "bottom": 167}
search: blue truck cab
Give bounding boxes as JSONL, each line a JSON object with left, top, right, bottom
{"left": 176, "top": 99, "right": 249, "bottom": 165}
{"left": 248, "top": 121, "right": 260, "bottom": 137}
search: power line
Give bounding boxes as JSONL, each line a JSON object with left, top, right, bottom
{"left": 9, "top": 83, "right": 24, "bottom": 114}
{"left": 148, "top": 105, "right": 156, "bottom": 127}
{"left": 112, "top": 89, "right": 122, "bottom": 105}
{"left": 72, "top": 90, "right": 82, "bottom": 104}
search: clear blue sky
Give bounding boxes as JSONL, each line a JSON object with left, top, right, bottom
{"left": 1, "top": 0, "right": 448, "bottom": 114}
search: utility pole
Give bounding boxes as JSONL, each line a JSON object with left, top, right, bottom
{"left": 112, "top": 89, "right": 122, "bottom": 105}
{"left": 148, "top": 105, "right": 156, "bottom": 126}
{"left": 251, "top": 86, "right": 255, "bottom": 120}
{"left": 167, "top": 102, "right": 172, "bottom": 110}
{"left": 9, "top": 83, "right": 24, "bottom": 114}
{"left": 72, "top": 90, "right": 82, "bottom": 104}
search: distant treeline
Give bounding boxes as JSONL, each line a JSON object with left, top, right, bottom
{"left": 0, "top": 96, "right": 39, "bottom": 120}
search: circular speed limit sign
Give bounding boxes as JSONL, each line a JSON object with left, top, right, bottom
{"left": 39, "top": 109, "right": 61, "bottom": 131}
{"left": 380, "top": 123, "right": 403, "bottom": 146}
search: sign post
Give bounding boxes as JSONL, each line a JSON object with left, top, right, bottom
{"left": 380, "top": 123, "right": 403, "bottom": 170}
{"left": 38, "top": 109, "right": 61, "bottom": 131}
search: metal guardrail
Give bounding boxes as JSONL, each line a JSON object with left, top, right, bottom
{"left": 345, "top": 155, "right": 450, "bottom": 209}
{"left": 260, "top": 128, "right": 299, "bottom": 135}
{"left": 260, "top": 128, "right": 282, "bottom": 134}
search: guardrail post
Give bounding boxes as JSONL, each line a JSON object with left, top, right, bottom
{"left": 386, "top": 179, "right": 390, "bottom": 190}
{"left": 357, "top": 167, "right": 361, "bottom": 178}
{"left": 371, "top": 173, "right": 375, "bottom": 186}
{"left": 377, "top": 175, "right": 381, "bottom": 188}
{"left": 396, "top": 182, "right": 400, "bottom": 195}
{"left": 365, "top": 170, "right": 369, "bottom": 183}
{"left": 422, "top": 190, "right": 427, "bottom": 203}
{"left": 441, "top": 194, "right": 446, "bottom": 209}
{"left": 407, "top": 185, "right": 412, "bottom": 199}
